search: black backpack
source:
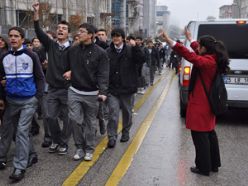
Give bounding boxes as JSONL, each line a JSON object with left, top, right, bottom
{"left": 199, "top": 71, "right": 228, "bottom": 116}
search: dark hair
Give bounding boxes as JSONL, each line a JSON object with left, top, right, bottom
{"left": 199, "top": 35, "right": 230, "bottom": 73}
{"left": 8, "top": 27, "right": 25, "bottom": 38}
{"left": 79, "top": 23, "right": 97, "bottom": 35}
{"left": 58, "top": 20, "right": 71, "bottom": 32}
{"left": 136, "top": 36, "right": 143, "bottom": 40}
{"left": 0, "top": 35, "right": 9, "bottom": 50}
{"left": 31, "top": 37, "right": 39, "bottom": 43}
{"left": 97, "top": 28, "right": 107, "bottom": 34}
{"left": 126, "top": 35, "right": 135, "bottom": 41}
{"left": 23, "top": 38, "right": 31, "bottom": 45}
{"left": 146, "top": 39, "right": 153, "bottom": 44}
{"left": 111, "top": 28, "right": 125, "bottom": 39}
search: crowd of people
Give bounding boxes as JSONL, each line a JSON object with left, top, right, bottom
{"left": 0, "top": 2, "right": 172, "bottom": 182}
{"left": 0, "top": 2, "right": 229, "bottom": 183}
{"left": 1, "top": 0, "right": 229, "bottom": 182}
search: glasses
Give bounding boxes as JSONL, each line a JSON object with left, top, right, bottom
{"left": 78, "top": 29, "right": 88, "bottom": 34}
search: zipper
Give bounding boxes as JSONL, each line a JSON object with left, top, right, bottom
{"left": 15, "top": 55, "right": 17, "bottom": 78}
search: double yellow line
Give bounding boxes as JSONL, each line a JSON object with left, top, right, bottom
{"left": 105, "top": 73, "right": 174, "bottom": 185}
{"left": 63, "top": 72, "right": 173, "bottom": 186}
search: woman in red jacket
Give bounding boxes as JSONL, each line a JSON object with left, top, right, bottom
{"left": 160, "top": 29, "right": 229, "bottom": 176}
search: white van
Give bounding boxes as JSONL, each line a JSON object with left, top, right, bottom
{"left": 179, "top": 19, "right": 248, "bottom": 117}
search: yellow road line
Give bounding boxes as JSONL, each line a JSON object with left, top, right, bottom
{"left": 63, "top": 77, "right": 162, "bottom": 186}
{"left": 105, "top": 72, "right": 174, "bottom": 186}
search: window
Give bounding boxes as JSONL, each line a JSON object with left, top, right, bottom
{"left": 198, "top": 24, "right": 248, "bottom": 59}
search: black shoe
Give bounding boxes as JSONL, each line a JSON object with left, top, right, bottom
{"left": 41, "top": 140, "right": 52, "bottom": 148}
{"left": 27, "top": 155, "right": 38, "bottom": 168}
{"left": 190, "top": 167, "right": 209, "bottom": 176}
{"left": 120, "top": 133, "right": 130, "bottom": 143}
{"left": 0, "top": 161, "right": 6, "bottom": 170}
{"left": 9, "top": 168, "right": 25, "bottom": 182}
{"left": 107, "top": 139, "right": 116, "bottom": 148}
{"left": 212, "top": 167, "right": 219, "bottom": 172}
{"left": 99, "top": 120, "right": 106, "bottom": 135}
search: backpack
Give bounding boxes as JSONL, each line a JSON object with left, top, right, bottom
{"left": 199, "top": 71, "right": 228, "bottom": 116}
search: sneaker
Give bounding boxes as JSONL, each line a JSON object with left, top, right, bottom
{"left": 139, "top": 90, "right": 145, "bottom": 95}
{"left": 0, "top": 161, "right": 6, "bottom": 170}
{"left": 84, "top": 153, "right": 93, "bottom": 161}
{"left": 73, "top": 149, "right": 84, "bottom": 161}
{"left": 48, "top": 143, "right": 59, "bottom": 153}
{"left": 58, "top": 145, "right": 68, "bottom": 155}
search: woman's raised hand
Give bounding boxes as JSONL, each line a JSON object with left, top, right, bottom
{"left": 184, "top": 27, "right": 192, "bottom": 42}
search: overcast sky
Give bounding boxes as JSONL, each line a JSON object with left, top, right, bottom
{"left": 157, "top": 0, "right": 234, "bottom": 27}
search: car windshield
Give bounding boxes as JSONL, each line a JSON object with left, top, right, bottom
{"left": 198, "top": 24, "right": 248, "bottom": 59}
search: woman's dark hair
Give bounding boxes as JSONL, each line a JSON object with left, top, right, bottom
{"left": 0, "top": 35, "right": 9, "bottom": 50}
{"left": 199, "top": 35, "right": 230, "bottom": 73}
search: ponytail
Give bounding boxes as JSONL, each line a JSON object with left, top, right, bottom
{"left": 199, "top": 35, "right": 230, "bottom": 74}
{"left": 214, "top": 41, "right": 230, "bottom": 74}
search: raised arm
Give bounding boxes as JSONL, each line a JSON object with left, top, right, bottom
{"left": 160, "top": 30, "right": 215, "bottom": 68}
{"left": 32, "top": 2, "right": 52, "bottom": 49}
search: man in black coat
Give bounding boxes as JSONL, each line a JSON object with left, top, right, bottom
{"left": 33, "top": 2, "right": 72, "bottom": 155}
{"left": 106, "top": 28, "right": 145, "bottom": 148}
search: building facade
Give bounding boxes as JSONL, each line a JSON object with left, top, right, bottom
{"left": 112, "top": 0, "right": 127, "bottom": 30}
{"left": 127, "top": 0, "right": 144, "bottom": 36}
{"left": 143, "top": 0, "right": 157, "bottom": 37}
{"left": 0, "top": 0, "right": 112, "bottom": 36}
{"left": 155, "top": 5, "right": 170, "bottom": 33}
{"left": 219, "top": 0, "right": 248, "bottom": 18}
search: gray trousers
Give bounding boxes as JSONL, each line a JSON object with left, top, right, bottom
{"left": 142, "top": 64, "right": 150, "bottom": 87}
{"left": 107, "top": 94, "right": 133, "bottom": 141}
{"left": 68, "top": 89, "right": 99, "bottom": 153}
{"left": 46, "top": 86, "right": 71, "bottom": 146}
{"left": 41, "top": 93, "right": 51, "bottom": 142}
{"left": 0, "top": 96, "right": 37, "bottom": 170}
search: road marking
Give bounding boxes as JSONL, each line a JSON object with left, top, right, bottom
{"left": 63, "top": 76, "right": 163, "bottom": 186}
{"left": 105, "top": 72, "right": 174, "bottom": 186}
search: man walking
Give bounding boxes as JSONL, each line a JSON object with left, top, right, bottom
{"left": 33, "top": 2, "right": 72, "bottom": 154}
{"left": 0, "top": 26, "right": 44, "bottom": 182}
{"left": 64, "top": 23, "right": 109, "bottom": 161}
{"left": 106, "top": 28, "right": 144, "bottom": 148}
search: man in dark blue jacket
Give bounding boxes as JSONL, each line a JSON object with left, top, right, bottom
{"left": 106, "top": 28, "right": 145, "bottom": 148}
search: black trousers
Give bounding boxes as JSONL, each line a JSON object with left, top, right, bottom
{"left": 191, "top": 130, "right": 221, "bottom": 173}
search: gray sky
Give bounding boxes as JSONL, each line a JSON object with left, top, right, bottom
{"left": 157, "top": 0, "right": 234, "bottom": 27}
